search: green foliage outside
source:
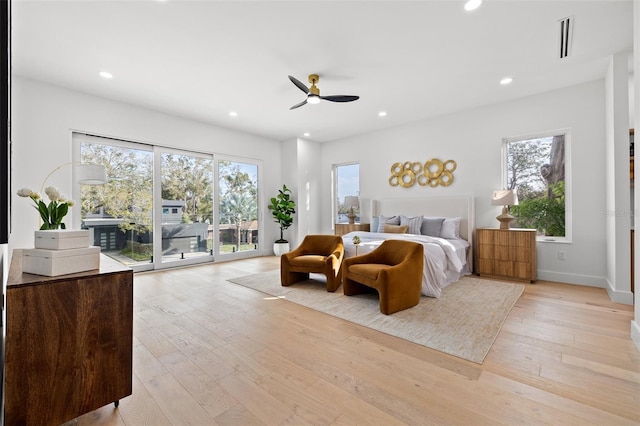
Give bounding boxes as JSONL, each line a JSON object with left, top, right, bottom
{"left": 218, "top": 161, "right": 259, "bottom": 251}
{"left": 80, "top": 143, "right": 154, "bottom": 237}
{"left": 81, "top": 144, "right": 262, "bottom": 259}
{"left": 219, "top": 243, "right": 256, "bottom": 253}
{"left": 268, "top": 185, "right": 296, "bottom": 243}
{"left": 506, "top": 136, "right": 565, "bottom": 237}
{"left": 121, "top": 240, "right": 153, "bottom": 261}
{"left": 161, "top": 153, "right": 214, "bottom": 225}
{"left": 511, "top": 181, "right": 565, "bottom": 237}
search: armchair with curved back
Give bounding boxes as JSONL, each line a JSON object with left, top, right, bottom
{"left": 342, "top": 239, "right": 424, "bottom": 314}
{"left": 281, "top": 235, "right": 345, "bottom": 292}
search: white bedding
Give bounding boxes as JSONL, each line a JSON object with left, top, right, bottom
{"left": 342, "top": 231, "right": 470, "bottom": 298}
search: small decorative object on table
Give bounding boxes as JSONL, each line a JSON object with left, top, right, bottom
{"left": 344, "top": 196, "right": 359, "bottom": 224}
{"left": 17, "top": 186, "right": 100, "bottom": 276}
{"left": 17, "top": 186, "right": 73, "bottom": 230}
{"left": 352, "top": 235, "right": 361, "bottom": 255}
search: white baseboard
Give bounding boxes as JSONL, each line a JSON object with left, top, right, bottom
{"left": 537, "top": 269, "right": 605, "bottom": 287}
{"left": 536, "top": 271, "right": 634, "bottom": 305}
{"left": 632, "top": 320, "right": 640, "bottom": 351}
{"left": 605, "top": 278, "right": 635, "bottom": 305}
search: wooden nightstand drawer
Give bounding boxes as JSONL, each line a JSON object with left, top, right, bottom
{"left": 476, "top": 228, "right": 537, "bottom": 282}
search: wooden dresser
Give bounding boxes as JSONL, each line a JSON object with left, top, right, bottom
{"left": 5, "top": 251, "right": 133, "bottom": 425}
{"left": 335, "top": 223, "right": 370, "bottom": 236}
{"left": 476, "top": 228, "right": 537, "bottom": 282}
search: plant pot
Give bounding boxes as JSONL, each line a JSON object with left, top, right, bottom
{"left": 273, "top": 242, "right": 290, "bottom": 256}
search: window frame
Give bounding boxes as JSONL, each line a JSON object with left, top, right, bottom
{"left": 332, "top": 162, "right": 361, "bottom": 227}
{"left": 502, "top": 129, "right": 572, "bottom": 243}
{"left": 214, "top": 154, "right": 263, "bottom": 260}
{"left": 73, "top": 132, "right": 264, "bottom": 272}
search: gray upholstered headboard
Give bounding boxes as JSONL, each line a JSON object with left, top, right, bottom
{"left": 370, "top": 196, "right": 475, "bottom": 269}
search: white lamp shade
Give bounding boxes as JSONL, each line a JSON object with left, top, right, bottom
{"left": 491, "top": 189, "right": 518, "bottom": 206}
{"left": 344, "top": 196, "right": 359, "bottom": 209}
{"left": 75, "top": 163, "right": 107, "bottom": 185}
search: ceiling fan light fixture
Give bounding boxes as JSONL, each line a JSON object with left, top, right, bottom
{"left": 288, "top": 74, "right": 358, "bottom": 110}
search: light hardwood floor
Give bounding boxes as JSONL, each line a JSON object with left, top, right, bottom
{"left": 65, "top": 256, "right": 639, "bottom": 425}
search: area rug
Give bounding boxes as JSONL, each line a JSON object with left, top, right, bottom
{"left": 227, "top": 270, "right": 524, "bottom": 364}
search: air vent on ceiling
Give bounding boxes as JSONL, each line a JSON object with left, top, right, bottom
{"left": 558, "top": 16, "right": 573, "bottom": 59}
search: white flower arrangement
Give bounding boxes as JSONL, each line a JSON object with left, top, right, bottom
{"left": 17, "top": 186, "right": 74, "bottom": 230}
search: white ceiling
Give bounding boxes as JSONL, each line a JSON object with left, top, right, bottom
{"left": 11, "top": 0, "right": 634, "bottom": 143}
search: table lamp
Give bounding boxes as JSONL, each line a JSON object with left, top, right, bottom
{"left": 491, "top": 189, "right": 518, "bottom": 229}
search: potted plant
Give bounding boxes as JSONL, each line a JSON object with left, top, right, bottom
{"left": 268, "top": 184, "right": 296, "bottom": 256}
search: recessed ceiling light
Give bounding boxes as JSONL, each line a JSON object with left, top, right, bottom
{"left": 303, "top": 132, "right": 310, "bottom": 137}
{"left": 99, "top": 71, "right": 113, "bottom": 79}
{"left": 229, "top": 111, "right": 238, "bottom": 117}
{"left": 464, "top": 0, "right": 482, "bottom": 11}
{"left": 500, "top": 77, "right": 513, "bottom": 85}
{"left": 378, "top": 111, "right": 387, "bottom": 117}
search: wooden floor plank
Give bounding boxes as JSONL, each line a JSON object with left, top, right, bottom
{"left": 64, "top": 256, "right": 638, "bottom": 425}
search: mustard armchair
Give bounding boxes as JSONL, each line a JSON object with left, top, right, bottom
{"left": 342, "top": 239, "right": 424, "bottom": 314}
{"left": 281, "top": 235, "right": 345, "bottom": 292}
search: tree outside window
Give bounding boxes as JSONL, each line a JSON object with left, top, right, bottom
{"left": 505, "top": 134, "right": 566, "bottom": 237}
{"left": 218, "top": 160, "right": 259, "bottom": 253}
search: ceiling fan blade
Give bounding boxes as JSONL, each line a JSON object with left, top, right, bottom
{"left": 320, "top": 95, "right": 360, "bottom": 103}
{"left": 288, "top": 75, "right": 309, "bottom": 94}
{"left": 289, "top": 99, "right": 307, "bottom": 110}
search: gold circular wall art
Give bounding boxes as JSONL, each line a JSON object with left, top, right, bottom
{"left": 389, "top": 158, "right": 457, "bottom": 188}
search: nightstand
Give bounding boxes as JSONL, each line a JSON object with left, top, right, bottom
{"left": 476, "top": 228, "right": 537, "bottom": 282}
{"left": 335, "top": 223, "right": 370, "bottom": 236}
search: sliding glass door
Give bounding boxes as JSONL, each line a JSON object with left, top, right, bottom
{"left": 216, "top": 158, "right": 260, "bottom": 258}
{"left": 77, "top": 135, "right": 154, "bottom": 271}
{"left": 158, "top": 150, "right": 214, "bottom": 265}
{"left": 75, "top": 134, "right": 262, "bottom": 271}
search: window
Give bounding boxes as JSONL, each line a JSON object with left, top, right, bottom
{"left": 75, "top": 133, "right": 263, "bottom": 271}
{"left": 503, "top": 132, "right": 570, "bottom": 240}
{"left": 217, "top": 159, "right": 260, "bottom": 255}
{"left": 78, "top": 136, "right": 154, "bottom": 269}
{"left": 334, "top": 163, "right": 360, "bottom": 224}
{"left": 160, "top": 151, "right": 214, "bottom": 264}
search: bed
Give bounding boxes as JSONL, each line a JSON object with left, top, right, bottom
{"left": 341, "top": 196, "right": 475, "bottom": 298}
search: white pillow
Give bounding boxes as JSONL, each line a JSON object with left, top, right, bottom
{"left": 440, "top": 217, "right": 461, "bottom": 239}
{"left": 400, "top": 215, "right": 423, "bottom": 235}
{"left": 376, "top": 215, "right": 400, "bottom": 232}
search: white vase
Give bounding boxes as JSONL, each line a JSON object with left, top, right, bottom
{"left": 273, "top": 242, "right": 290, "bottom": 256}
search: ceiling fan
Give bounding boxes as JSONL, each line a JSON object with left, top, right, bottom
{"left": 288, "top": 74, "right": 359, "bottom": 110}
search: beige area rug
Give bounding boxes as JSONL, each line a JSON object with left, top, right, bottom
{"left": 227, "top": 270, "right": 524, "bottom": 364}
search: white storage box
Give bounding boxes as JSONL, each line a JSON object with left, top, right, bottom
{"left": 34, "top": 229, "right": 90, "bottom": 250}
{"left": 22, "top": 246, "right": 100, "bottom": 277}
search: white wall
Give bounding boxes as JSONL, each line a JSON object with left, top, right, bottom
{"left": 10, "top": 76, "right": 283, "bottom": 257}
{"left": 295, "top": 138, "right": 322, "bottom": 241}
{"left": 605, "top": 52, "right": 632, "bottom": 304}
{"left": 322, "top": 80, "right": 607, "bottom": 287}
{"left": 631, "top": 0, "right": 640, "bottom": 351}
{"left": 279, "top": 139, "right": 298, "bottom": 246}
{"left": 275, "top": 138, "right": 322, "bottom": 249}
